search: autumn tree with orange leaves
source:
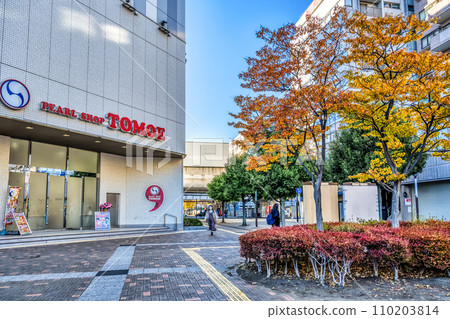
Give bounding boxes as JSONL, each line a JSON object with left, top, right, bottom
{"left": 342, "top": 13, "right": 450, "bottom": 228}
{"left": 230, "top": 7, "right": 349, "bottom": 231}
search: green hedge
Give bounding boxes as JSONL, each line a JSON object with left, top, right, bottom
{"left": 183, "top": 217, "right": 203, "bottom": 227}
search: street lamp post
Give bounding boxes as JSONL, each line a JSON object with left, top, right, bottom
{"left": 241, "top": 196, "right": 248, "bottom": 226}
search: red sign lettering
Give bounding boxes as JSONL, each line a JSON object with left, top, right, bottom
{"left": 41, "top": 102, "right": 166, "bottom": 141}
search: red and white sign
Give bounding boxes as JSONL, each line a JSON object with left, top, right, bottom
{"left": 41, "top": 101, "right": 166, "bottom": 141}
{"left": 145, "top": 185, "right": 164, "bottom": 212}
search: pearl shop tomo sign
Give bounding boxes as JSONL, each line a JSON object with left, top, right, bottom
{"left": 41, "top": 101, "right": 166, "bottom": 141}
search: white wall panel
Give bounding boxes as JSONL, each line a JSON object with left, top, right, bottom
{"left": 103, "top": 28, "right": 120, "bottom": 101}
{"left": 27, "top": 0, "right": 52, "bottom": 78}
{"left": 1, "top": 0, "right": 29, "bottom": 71}
{"left": 49, "top": 0, "right": 72, "bottom": 85}
{"left": 118, "top": 28, "right": 133, "bottom": 106}
{"left": 0, "top": 136, "right": 11, "bottom": 225}
{"left": 87, "top": 10, "right": 105, "bottom": 97}
{"left": 90, "top": 0, "right": 106, "bottom": 16}
{"left": 69, "top": 2, "right": 90, "bottom": 91}
{"left": 132, "top": 35, "right": 146, "bottom": 110}
{"left": 0, "top": 0, "right": 5, "bottom": 62}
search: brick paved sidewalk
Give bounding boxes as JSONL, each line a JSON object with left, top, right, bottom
{"left": 0, "top": 225, "right": 299, "bottom": 301}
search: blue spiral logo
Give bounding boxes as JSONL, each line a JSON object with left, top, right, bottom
{"left": 0, "top": 79, "right": 30, "bottom": 110}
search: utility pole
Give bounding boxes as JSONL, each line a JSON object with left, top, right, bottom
{"left": 280, "top": 199, "right": 285, "bottom": 227}
{"left": 241, "top": 196, "right": 247, "bottom": 226}
{"left": 255, "top": 190, "right": 258, "bottom": 228}
{"left": 414, "top": 174, "right": 420, "bottom": 220}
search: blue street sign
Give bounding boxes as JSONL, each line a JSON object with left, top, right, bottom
{"left": 296, "top": 187, "right": 302, "bottom": 194}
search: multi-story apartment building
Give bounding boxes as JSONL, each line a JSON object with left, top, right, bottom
{"left": 297, "top": 0, "right": 450, "bottom": 221}
{"left": 416, "top": 0, "right": 450, "bottom": 53}
{"left": 402, "top": 0, "right": 450, "bottom": 221}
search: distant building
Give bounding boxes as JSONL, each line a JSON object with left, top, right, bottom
{"left": 229, "top": 134, "right": 247, "bottom": 157}
{"left": 183, "top": 141, "right": 229, "bottom": 214}
{"left": 402, "top": 0, "right": 450, "bottom": 221}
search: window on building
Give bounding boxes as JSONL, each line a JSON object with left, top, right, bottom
{"left": 421, "top": 29, "right": 439, "bottom": 49}
{"left": 419, "top": 10, "right": 426, "bottom": 21}
{"left": 384, "top": 2, "right": 401, "bottom": 9}
{"left": 345, "top": 0, "right": 353, "bottom": 7}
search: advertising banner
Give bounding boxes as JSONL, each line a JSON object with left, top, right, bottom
{"left": 13, "top": 212, "right": 32, "bottom": 235}
{"left": 95, "top": 211, "right": 111, "bottom": 230}
{"left": 4, "top": 186, "right": 21, "bottom": 226}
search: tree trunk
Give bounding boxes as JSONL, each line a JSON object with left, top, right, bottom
{"left": 284, "top": 258, "right": 288, "bottom": 275}
{"left": 313, "top": 180, "right": 324, "bottom": 231}
{"left": 391, "top": 180, "right": 402, "bottom": 228}
{"left": 233, "top": 202, "right": 236, "bottom": 217}
{"left": 221, "top": 201, "right": 225, "bottom": 223}
{"left": 372, "top": 258, "right": 379, "bottom": 278}
{"left": 265, "top": 259, "right": 271, "bottom": 278}
{"left": 393, "top": 266, "right": 399, "bottom": 281}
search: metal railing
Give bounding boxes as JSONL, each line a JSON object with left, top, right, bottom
{"left": 359, "top": 5, "right": 382, "bottom": 17}
{"left": 163, "top": 213, "right": 177, "bottom": 231}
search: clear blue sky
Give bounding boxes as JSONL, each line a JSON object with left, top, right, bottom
{"left": 185, "top": 0, "right": 309, "bottom": 142}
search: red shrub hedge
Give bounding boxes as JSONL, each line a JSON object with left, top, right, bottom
{"left": 239, "top": 220, "right": 450, "bottom": 285}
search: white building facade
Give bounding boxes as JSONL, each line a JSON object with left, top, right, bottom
{"left": 0, "top": 0, "right": 186, "bottom": 230}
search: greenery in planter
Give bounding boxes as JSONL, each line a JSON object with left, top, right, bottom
{"left": 183, "top": 217, "right": 203, "bottom": 227}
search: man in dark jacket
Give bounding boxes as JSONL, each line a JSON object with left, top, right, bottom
{"left": 271, "top": 203, "right": 280, "bottom": 227}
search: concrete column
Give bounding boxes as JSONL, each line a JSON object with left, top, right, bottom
{"left": 0, "top": 135, "right": 11, "bottom": 225}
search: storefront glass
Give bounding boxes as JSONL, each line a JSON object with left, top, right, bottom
{"left": 28, "top": 172, "right": 47, "bottom": 230}
{"left": 7, "top": 139, "right": 99, "bottom": 230}
{"left": 67, "top": 177, "right": 83, "bottom": 229}
{"left": 31, "top": 142, "right": 66, "bottom": 170}
{"left": 9, "top": 139, "right": 29, "bottom": 166}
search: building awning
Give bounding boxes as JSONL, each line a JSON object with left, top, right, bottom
{"left": 0, "top": 117, "right": 184, "bottom": 158}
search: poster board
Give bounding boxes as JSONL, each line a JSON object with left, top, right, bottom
{"left": 13, "top": 212, "right": 32, "bottom": 235}
{"left": 95, "top": 211, "right": 111, "bottom": 230}
{"left": 3, "top": 186, "right": 21, "bottom": 227}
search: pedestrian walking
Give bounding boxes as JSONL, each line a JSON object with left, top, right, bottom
{"left": 205, "top": 205, "right": 218, "bottom": 235}
{"left": 270, "top": 203, "right": 280, "bottom": 227}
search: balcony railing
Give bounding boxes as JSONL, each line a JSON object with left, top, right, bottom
{"left": 430, "top": 25, "right": 450, "bottom": 52}
{"left": 359, "top": 5, "right": 382, "bottom": 17}
{"left": 428, "top": 1, "right": 450, "bottom": 24}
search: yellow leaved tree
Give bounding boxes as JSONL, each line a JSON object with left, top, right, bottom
{"left": 342, "top": 13, "right": 450, "bottom": 228}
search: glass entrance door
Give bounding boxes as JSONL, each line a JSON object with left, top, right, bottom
{"left": 66, "top": 177, "right": 83, "bottom": 229}
{"left": 47, "top": 175, "right": 65, "bottom": 229}
{"left": 106, "top": 193, "right": 120, "bottom": 228}
{"left": 8, "top": 139, "right": 99, "bottom": 231}
{"left": 28, "top": 172, "right": 47, "bottom": 230}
